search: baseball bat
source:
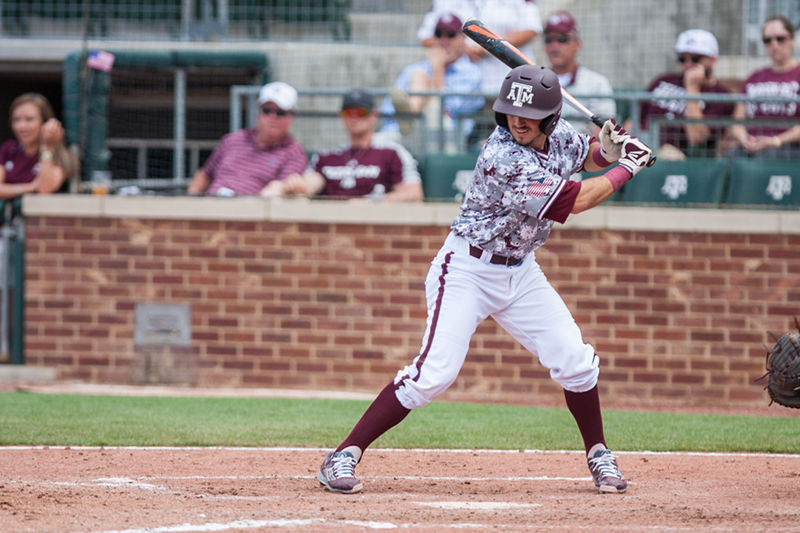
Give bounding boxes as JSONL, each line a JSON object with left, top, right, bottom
{"left": 462, "top": 17, "right": 656, "bottom": 167}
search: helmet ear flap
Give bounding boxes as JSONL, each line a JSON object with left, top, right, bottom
{"left": 539, "top": 109, "right": 561, "bottom": 136}
{"left": 494, "top": 111, "right": 509, "bottom": 130}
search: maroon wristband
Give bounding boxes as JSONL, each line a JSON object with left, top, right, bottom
{"left": 604, "top": 165, "right": 633, "bottom": 191}
{"left": 592, "top": 146, "right": 613, "bottom": 168}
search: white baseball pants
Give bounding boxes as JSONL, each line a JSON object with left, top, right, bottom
{"left": 394, "top": 231, "right": 599, "bottom": 410}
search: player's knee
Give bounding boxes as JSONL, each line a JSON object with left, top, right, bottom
{"left": 549, "top": 349, "right": 600, "bottom": 392}
{"left": 394, "top": 383, "right": 430, "bottom": 409}
{"left": 552, "top": 365, "right": 599, "bottom": 392}
{"left": 394, "top": 371, "right": 459, "bottom": 409}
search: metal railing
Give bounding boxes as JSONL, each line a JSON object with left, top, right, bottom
{"left": 91, "top": 88, "right": 800, "bottom": 193}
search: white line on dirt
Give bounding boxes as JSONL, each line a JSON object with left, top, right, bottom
{"left": 77, "top": 519, "right": 399, "bottom": 533}
{"left": 414, "top": 501, "right": 542, "bottom": 510}
{"left": 45, "top": 478, "right": 171, "bottom": 492}
{"left": 3, "top": 445, "right": 800, "bottom": 458}
{"left": 75, "top": 518, "right": 753, "bottom": 533}
{"left": 126, "top": 474, "right": 588, "bottom": 482}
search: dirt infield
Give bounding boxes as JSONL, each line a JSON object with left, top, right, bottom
{"left": 2, "top": 446, "right": 799, "bottom": 532}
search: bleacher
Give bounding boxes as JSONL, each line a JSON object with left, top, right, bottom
{"left": 0, "top": 0, "right": 797, "bottom": 208}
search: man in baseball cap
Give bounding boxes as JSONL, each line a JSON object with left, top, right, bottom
{"left": 187, "top": 80, "right": 307, "bottom": 196}
{"left": 543, "top": 10, "right": 615, "bottom": 139}
{"left": 633, "top": 28, "right": 733, "bottom": 159}
{"left": 264, "top": 88, "right": 423, "bottom": 202}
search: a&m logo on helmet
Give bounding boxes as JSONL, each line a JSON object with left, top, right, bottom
{"left": 506, "top": 82, "right": 534, "bottom": 107}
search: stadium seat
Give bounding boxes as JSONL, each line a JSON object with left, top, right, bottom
{"left": 724, "top": 158, "right": 800, "bottom": 208}
{"left": 621, "top": 158, "right": 730, "bottom": 206}
{"left": 420, "top": 152, "right": 479, "bottom": 201}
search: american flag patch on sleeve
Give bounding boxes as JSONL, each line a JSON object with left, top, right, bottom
{"left": 526, "top": 176, "right": 553, "bottom": 198}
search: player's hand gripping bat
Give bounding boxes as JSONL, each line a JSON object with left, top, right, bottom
{"left": 462, "top": 17, "right": 656, "bottom": 167}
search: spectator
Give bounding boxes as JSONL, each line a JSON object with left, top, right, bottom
{"left": 729, "top": 15, "right": 800, "bottom": 158}
{"left": 543, "top": 11, "right": 616, "bottom": 137}
{"left": 417, "top": 0, "right": 543, "bottom": 95}
{"left": 633, "top": 29, "right": 734, "bottom": 159}
{"left": 379, "top": 12, "right": 483, "bottom": 150}
{"left": 0, "top": 92, "right": 77, "bottom": 199}
{"left": 187, "top": 81, "right": 307, "bottom": 196}
{"left": 267, "top": 89, "right": 423, "bottom": 202}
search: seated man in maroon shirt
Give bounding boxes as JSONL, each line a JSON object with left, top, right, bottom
{"left": 264, "top": 89, "right": 423, "bottom": 202}
{"left": 626, "top": 29, "right": 734, "bottom": 159}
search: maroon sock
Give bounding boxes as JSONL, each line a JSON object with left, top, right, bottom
{"left": 336, "top": 381, "right": 411, "bottom": 456}
{"left": 563, "top": 384, "right": 605, "bottom": 454}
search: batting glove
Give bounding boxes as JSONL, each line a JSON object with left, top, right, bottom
{"left": 617, "top": 136, "right": 652, "bottom": 176}
{"left": 598, "top": 119, "right": 629, "bottom": 162}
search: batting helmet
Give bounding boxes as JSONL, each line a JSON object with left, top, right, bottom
{"left": 492, "top": 65, "right": 562, "bottom": 136}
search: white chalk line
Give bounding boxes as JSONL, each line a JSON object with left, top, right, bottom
{"left": 74, "top": 518, "right": 756, "bottom": 533}
{"left": 16, "top": 473, "right": 594, "bottom": 496}
{"left": 3, "top": 445, "right": 800, "bottom": 458}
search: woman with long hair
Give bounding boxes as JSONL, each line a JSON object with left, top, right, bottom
{"left": 0, "top": 92, "right": 78, "bottom": 198}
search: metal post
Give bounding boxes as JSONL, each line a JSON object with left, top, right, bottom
{"left": 218, "top": 0, "right": 229, "bottom": 37}
{"left": 230, "top": 86, "right": 243, "bottom": 133}
{"left": 0, "top": 222, "right": 10, "bottom": 360}
{"left": 174, "top": 68, "right": 187, "bottom": 183}
{"left": 10, "top": 218, "right": 24, "bottom": 365}
{"left": 181, "top": 0, "right": 192, "bottom": 41}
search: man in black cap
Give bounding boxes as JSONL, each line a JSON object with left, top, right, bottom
{"left": 265, "top": 89, "right": 423, "bottom": 201}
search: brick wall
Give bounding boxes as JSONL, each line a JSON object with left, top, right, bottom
{"left": 19, "top": 199, "right": 800, "bottom": 408}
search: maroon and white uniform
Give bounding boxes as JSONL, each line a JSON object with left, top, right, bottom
{"left": 393, "top": 120, "right": 597, "bottom": 410}
{"left": 310, "top": 139, "right": 420, "bottom": 198}
{"left": 740, "top": 64, "right": 800, "bottom": 138}
{"left": 0, "top": 140, "right": 39, "bottom": 184}
{"left": 640, "top": 73, "right": 734, "bottom": 153}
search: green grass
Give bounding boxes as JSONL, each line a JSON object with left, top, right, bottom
{"left": 1, "top": 392, "right": 799, "bottom": 453}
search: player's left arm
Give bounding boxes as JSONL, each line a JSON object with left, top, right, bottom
{"left": 544, "top": 134, "right": 652, "bottom": 219}
{"left": 573, "top": 136, "right": 652, "bottom": 213}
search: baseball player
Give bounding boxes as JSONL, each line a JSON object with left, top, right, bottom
{"left": 317, "top": 65, "right": 652, "bottom": 495}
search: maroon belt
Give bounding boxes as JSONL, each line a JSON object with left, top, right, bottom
{"left": 468, "top": 245, "right": 522, "bottom": 266}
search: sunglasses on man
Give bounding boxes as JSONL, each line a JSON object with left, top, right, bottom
{"left": 544, "top": 35, "right": 572, "bottom": 44}
{"left": 677, "top": 54, "right": 704, "bottom": 64}
{"left": 434, "top": 29, "right": 458, "bottom": 39}
{"left": 341, "top": 107, "right": 371, "bottom": 119}
{"left": 260, "top": 106, "right": 291, "bottom": 117}
{"left": 762, "top": 34, "right": 789, "bottom": 45}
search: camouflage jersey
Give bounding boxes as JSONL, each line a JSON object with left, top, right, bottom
{"left": 451, "top": 120, "right": 589, "bottom": 259}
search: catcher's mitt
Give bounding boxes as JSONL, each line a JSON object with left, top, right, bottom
{"left": 760, "top": 328, "right": 800, "bottom": 408}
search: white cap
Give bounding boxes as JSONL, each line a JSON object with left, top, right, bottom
{"left": 257, "top": 81, "right": 298, "bottom": 111}
{"left": 674, "top": 29, "right": 718, "bottom": 57}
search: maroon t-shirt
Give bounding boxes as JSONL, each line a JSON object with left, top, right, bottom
{"left": 640, "top": 73, "right": 734, "bottom": 153}
{"left": 0, "top": 140, "right": 38, "bottom": 184}
{"left": 312, "top": 145, "right": 406, "bottom": 198}
{"left": 740, "top": 64, "right": 800, "bottom": 138}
